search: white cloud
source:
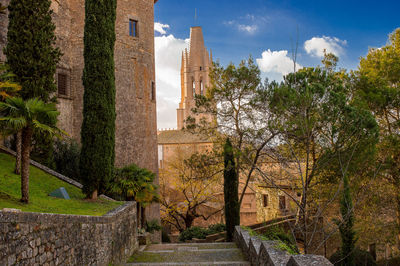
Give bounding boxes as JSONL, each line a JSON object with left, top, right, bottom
{"left": 238, "top": 24, "right": 258, "bottom": 34}
{"left": 304, "top": 36, "right": 347, "bottom": 58}
{"left": 154, "top": 22, "right": 170, "bottom": 35}
{"left": 155, "top": 27, "right": 190, "bottom": 129}
{"left": 256, "top": 49, "right": 302, "bottom": 81}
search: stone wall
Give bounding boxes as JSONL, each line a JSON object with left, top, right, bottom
{"left": 233, "top": 226, "right": 333, "bottom": 266}
{"left": 0, "top": 202, "right": 138, "bottom": 266}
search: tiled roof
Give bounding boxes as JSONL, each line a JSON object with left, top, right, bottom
{"left": 157, "top": 130, "right": 211, "bottom": 144}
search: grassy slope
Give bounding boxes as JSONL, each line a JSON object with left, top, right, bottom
{"left": 0, "top": 152, "right": 122, "bottom": 216}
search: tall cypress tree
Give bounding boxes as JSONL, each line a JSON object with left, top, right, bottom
{"left": 223, "top": 138, "right": 240, "bottom": 241}
{"left": 4, "top": 0, "right": 61, "bottom": 101}
{"left": 338, "top": 175, "right": 356, "bottom": 266}
{"left": 80, "top": 0, "right": 117, "bottom": 199}
{"left": 4, "top": 0, "right": 61, "bottom": 193}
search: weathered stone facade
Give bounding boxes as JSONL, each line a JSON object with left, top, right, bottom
{"left": 0, "top": 202, "right": 138, "bottom": 266}
{"left": 177, "top": 26, "right": 213, "bottom": 129}
{"left": 0, "top": 0, "right": 160, "bottom": 240}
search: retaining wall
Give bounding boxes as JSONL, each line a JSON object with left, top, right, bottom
{"left": 233, "top": 226, "right": 332, "bottom": 266}
{"left": 0, "top": 202, "right": 138, "bottom": 266}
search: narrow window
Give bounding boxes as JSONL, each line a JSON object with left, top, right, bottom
{"left": 200, "top": 66, "right": 202, "bottom": 71}
{"left": 192, "top": 80, "right": 196, "bottom": 97}
{"left": 263, "top": 194, "right": 268, "bottom": 207}
{"left": 279, "top": 196, "right": 286, "bottom": 210}
{"left": 151, "top": 81, "right": 155, "bottom": 101}
{"left": 129, "top": 19, "right": 138, "bottom": 37}
{"left": 200, "top": 80, "right": 204, "bottom": 95}
{"left": 57, "top": 73, "right": 68, "bottom": 97}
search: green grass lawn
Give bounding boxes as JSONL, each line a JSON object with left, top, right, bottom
{"left": 0, "top": 152, "right": 123, "bottom": 216}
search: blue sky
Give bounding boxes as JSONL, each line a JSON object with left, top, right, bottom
{"left": 154, "top": 0, "right": 400, "bottom": 129}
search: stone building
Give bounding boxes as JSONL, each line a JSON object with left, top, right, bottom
{"left": 0, "top": 0, "right": 160, "bottom": 240}
{"left": 177, "top": 26, "right": 213, "bottom": 129}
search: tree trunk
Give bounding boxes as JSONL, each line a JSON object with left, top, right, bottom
{"left": 14, "top": 131, "right": 22, "bottom": 175}
{"left": 91, "top": 189, "right": 98, "bottom": 200}
{"left": 20, "top": 127, "right": 33, "bottom": 203}
{"left": 396, "top": 191, "right": 400, "bottom": 250}
{"left": 141, "top": 205, "right": 146, "bottom": 228}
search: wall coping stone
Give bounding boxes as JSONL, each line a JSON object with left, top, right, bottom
{"left": 287, "top": 254, "right": 333, "bottom": 266}
{"left": 0, "top": 201, "right": 132, "bottom": 224}
{"left": 233, "top": 226, "right": 333, "bottom": 266}
{"left": 248, "top": 237, "right": 263, "bottom": 266}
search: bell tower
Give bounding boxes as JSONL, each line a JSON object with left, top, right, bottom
{"left": 177, "top": 26, "right": 212, "bottom": 129}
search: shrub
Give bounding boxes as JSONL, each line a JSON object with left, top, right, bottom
{"left": 263, "top": 225, "right": 298, "bottom": 253}
{"left": 53, "top": 139, "right": 81, "bottom": 182}
{"left": 179, "top": 227, "right": 209, "bottom": 242}
{"left": 330, "top": 248, "right": 376, "bottom": 266}
{"left": 207, "top": 223, "right": 226, "bottom": 235}
{"left": 145, "top": 219, "right": 162, "bottom": 233}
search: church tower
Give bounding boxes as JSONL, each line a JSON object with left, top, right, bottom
{"left": 177, "top": 26, "right": 212, "bottom": 129}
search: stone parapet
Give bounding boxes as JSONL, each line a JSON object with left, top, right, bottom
{"left": 0, "top": 202, "right": 138, "bottom": 266}
{"left": 233, "top": 226, "right": 332, "bottom": 266}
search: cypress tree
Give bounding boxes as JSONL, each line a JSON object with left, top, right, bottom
{"left": 338, "top": 175, "right": 357, "bottom": 266}
{"left": 4, "top": 0, "right": 61, "bottom": 101}
{"left": 80, "top": 0, "right": 117, "bottom": 199}
{"left": 223, "top": 138, "right": 240, "bottom": 241}
{"left": 4, "top": 0, "right": 61, "bottom": 189}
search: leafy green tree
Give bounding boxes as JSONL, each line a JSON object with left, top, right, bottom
{"left": 0, "top": 97, "right": 63, "bottom": 203}
{"left": 337, "top": 174, "right": 356, "bottom": 266}
{"left": 224, "top": 138, "right": 240, "bottom": 241}
{"left": 356, "top": 28, "right": 400, "bottom": 248}
{"left": 189, "top": 57, "right": 277, "bottom": 207}
{"left": 80, "top": 0, "right": 117, "bottom": 199}
{"left": 266, "top": 64, "right": 378, "bottom": 253}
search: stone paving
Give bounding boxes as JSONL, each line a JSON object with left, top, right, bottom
{"left": 126, "top": 242, "right": 250, "bottom": 266}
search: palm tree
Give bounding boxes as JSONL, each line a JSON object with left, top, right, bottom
{"left": 0, "top": 63, "right": 22, "bottom": 174}
{"left": 0, "top": 97, "right": 64, "bottom": 203}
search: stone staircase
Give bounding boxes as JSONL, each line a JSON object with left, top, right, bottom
{"left": 126, "top": 242, "right": 250, "bottom": 266}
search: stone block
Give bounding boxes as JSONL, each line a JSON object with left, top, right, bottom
{"left": 248, "top": 237, "right": 263, "bottom": 266}
{"left": 259, "top": 241, "right": 291, "bottom": 266}
{"left": 287, "top": 254, "right": 333, "bottom": 266}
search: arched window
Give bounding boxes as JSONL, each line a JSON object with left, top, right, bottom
{"left": 192, "top": 80, "right": 196, "bottom": 97}
{"left": 200, "top": 80, "right": 204, "bottom": 95}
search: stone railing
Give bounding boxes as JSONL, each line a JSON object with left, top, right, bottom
{"left": 0, "top": 202, "right": 138, "bottom": 266}
{"left": 234, "top": 226, "right": 333, "bottom": 266}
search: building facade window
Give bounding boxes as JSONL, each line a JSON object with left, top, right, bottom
{"left": 263, "top": 194, "right": 268, "bottom": 207}
{"left": 151, "top": 81, "right": 155, "bottom": 101}
{"left": 57, "top": 73, "right": 68, "bottom": 97}
{"left": 200, "top": 80, "right": 204, "bottom": 95}
{"left": 129, "top": 19, "right": 138, "bottom": 37}
{"left": 192, "top": 80, "right": 196, "bottom": 97}
{"left": 279, "top": 195, "right": 286, "bottom": 210}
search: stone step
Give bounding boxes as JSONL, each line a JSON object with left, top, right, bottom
{"left": 127, "top": 242, "right": 249, "bottom": 266}
{"left": 126, "top": 262, "right": 250, "bottom": 266}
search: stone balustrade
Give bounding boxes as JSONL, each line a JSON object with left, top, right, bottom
{"left": 233, "top": 226, "right": 333, "bottom": 266}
